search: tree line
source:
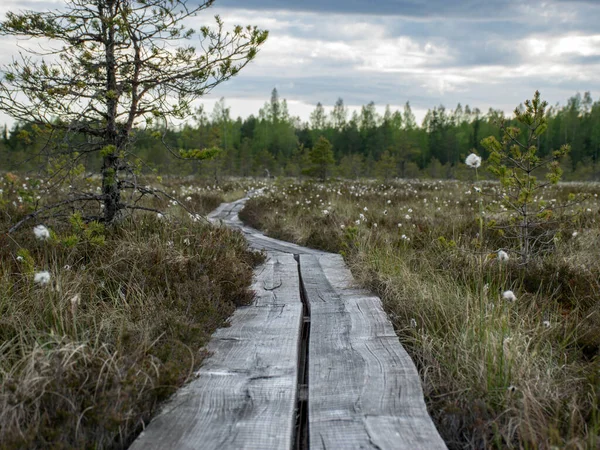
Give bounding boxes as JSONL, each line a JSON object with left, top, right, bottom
{"left": 2, "top": 88, "right": 600, "bottom": 181}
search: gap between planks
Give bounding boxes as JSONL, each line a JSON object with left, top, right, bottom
{"left": 294, "top": 253, "right": 311, "bottom": 450}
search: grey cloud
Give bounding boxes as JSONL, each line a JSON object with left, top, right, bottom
{"left": 216, "top": 0, "right": 524, "bottom": 18}
{"left": 216, "top": 0, "right": 600, "bottom": 45}
{"left": 219, "top": 62, "right": 600, "bottom": 119}
{"left": 436, "top": 74, "right": 600, "bottom": 111}
{"left": 1, "top": 0, "right": 599, "bottom": 126}
{"left": 214, "top": 2, "right": 600, "bottom": 73}
{"left": 564, "top": 54, "right": 600, "bottom": 66}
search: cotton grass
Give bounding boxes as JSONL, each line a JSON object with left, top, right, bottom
{"left": 498, "top": 250, "right": 509, "bottom": 262}
{"left": 33, "top": 224, "right": 50, "bottom": 240}
{"left": 502, "top": 290, "right": 517, "bottom": 302}
{"left": 33, "top": 271, "right": 51, "bottom": 285}
{"left": 465, "top": 153, "right": 482, "bottom": 168}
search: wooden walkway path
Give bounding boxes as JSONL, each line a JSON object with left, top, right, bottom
{"left": 131, "top": 197, "right": 446, "bottom": 450}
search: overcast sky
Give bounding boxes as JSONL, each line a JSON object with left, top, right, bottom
{"left": 1, "top": 0, "right": 600, "bottom": 127}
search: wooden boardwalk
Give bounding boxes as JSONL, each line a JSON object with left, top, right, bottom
{"left": 131, "top": 197, "right": 446, "bottom": 450}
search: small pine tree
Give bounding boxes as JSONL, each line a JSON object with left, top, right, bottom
{"left": 481, "top": 91, "right": 570, "bottom": 264}
{"left": 375, "top": 150, "right": 397, "bottom": 181}
{"left": 338, "top": 153, "right": 364, "bottom": 179}
{"left": 305, "top": 136, "right": 335, "bottom": 181}
{"left": 427, "top": 157, "right": 443, "bottom": 179}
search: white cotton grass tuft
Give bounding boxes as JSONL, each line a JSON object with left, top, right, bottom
{"left": 70, "top": 293, "right": 81, "bottom": 315}
{"left": 34, "top": 271, "right": 51, "bottom": 285}
{"left": 498, "top": 250, "right": 509, "bottom": 262}
{"left": 33, "top": 224, "right": 50, "bottom": 240}
{"left": 502, "top": 290, "right": 517, "bottom": 302}
{"left": 465, "top": 153, "right": 482, "bottom": 169}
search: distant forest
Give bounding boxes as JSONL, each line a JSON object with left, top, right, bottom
{"left": 2, "top": 89, "right": 600, "bottom": 181}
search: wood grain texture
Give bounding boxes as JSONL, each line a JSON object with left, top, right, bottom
{"left": 300, "top": 254, "right": 446, "bottom": 449}
{"left": 130, "top": 252, "right": 302, "bottom": 450}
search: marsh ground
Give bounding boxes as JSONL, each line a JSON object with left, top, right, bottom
{"left": 240, "top": 178, "right": 600, "bottom": 449}
{"left": 0, "top": 175, "right": 266, "bottom": 448}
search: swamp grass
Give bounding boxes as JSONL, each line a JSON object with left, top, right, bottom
{"left": 0, "top": 174, "right": 264, "bottom": 448}
{"left": 240, "top": 178, "right": 600, "bottom": 449}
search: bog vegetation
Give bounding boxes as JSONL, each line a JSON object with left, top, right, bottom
{"left": 0, "top": 2, "right": 268, "bottom": 444}
{"left": 0, "top": 175, "right": 267, "bottom": 448}
{"left": 241, "top": 177, "right": 600, "bottom": 449}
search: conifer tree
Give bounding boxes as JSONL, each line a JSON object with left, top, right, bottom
{"left": 375, "top": 150, "right": 397, "bottom": 180}
{"left": 0, "top": 0, "right": 267, "bottom": 226}
{"left": 306, "top": 136, "right": 335, "bottom": 181}
{"left": 482, "top": 91, "right": 571, "bottom": 263}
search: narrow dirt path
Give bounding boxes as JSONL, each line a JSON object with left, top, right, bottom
{"left": 131, "top": 197, "right": 446, "bottom": 450}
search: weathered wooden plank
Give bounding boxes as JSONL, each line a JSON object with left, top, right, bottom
{"left": 206, "top": 200, "right": 236, "bottom": 222}
{"left": 155, "top": 197, "right": 447, "bottom": 449}
{"left": 245, "top": 233, "right": 322, "bottom": 255}
{"left": 130, "top": 252, "right": 302, "bottom": 450}
{"left": 209, "top": 197, "right": 325, "bottom": 255}
{"left": 207, "top": 196, "right": 247, "bottom": 224}
{"left": 300, "top": 254, "right": 446, "bottom": 450}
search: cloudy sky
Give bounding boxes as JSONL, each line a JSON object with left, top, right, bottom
{"left": 1, "top": 0, "right": 600, "bottom": 126}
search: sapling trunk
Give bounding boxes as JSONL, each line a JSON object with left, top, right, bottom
{"left": 102, "top": 154, "right": 121, "bottom": 223}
